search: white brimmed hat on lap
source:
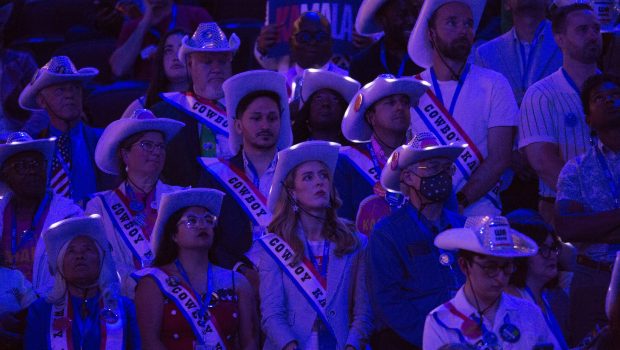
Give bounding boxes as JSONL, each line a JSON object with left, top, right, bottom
{"left": 342, "top": 74, "right": 429, "bottom": 143}
{"left": 95, "top": 109, "right": 185, "bottom": 175}
{"left": 178, "top": 22, "right": 240, "bottom": 63}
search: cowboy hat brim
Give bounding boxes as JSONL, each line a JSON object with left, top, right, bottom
{"left": 19, "top": 67, "right": 99, "bottom": 111}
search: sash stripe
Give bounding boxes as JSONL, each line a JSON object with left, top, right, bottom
{"left": 339, "top": 147, "right": 380, "bottom": 186}
{"left": 160, "top": 92, "right": 229, "bottom": 136}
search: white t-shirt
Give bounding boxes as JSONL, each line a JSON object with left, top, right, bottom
{"left": 519, "top": 68, "right": 591, "bottom": 198}
{"left": 411, "top": 64, "right": 519, "bottom": 216}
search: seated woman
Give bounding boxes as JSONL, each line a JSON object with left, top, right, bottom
{"left": 506, "top": 210, "right": 570, "bottom": 349}
{"left": 133, "top": 188, "right": 257, "bottom": 349}
{"left": 253, "top": 140, "right": 372, "bottom": 350}
{"left": 86, "top": 108, "right": 184, "bottom": 297}
{"left": 25, "top": 215, "right": 140, "bottom": 349}
{"left": 423, "top": 216, "right": 560, "bottom": 350}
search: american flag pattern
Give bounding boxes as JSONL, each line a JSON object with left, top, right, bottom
{"left": 50, "top": 133, "right": 71, "bottom": 197}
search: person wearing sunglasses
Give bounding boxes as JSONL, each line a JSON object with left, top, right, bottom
{"left": 133, "top": 188, "right": 258, "bottom": 350}
{"left": 504, "top": 210, "right": 570, "bottom": 349}
{"left": 423, "top": 216, "right": 560, "bottom": 349}
{"left": 86, "top": 109, "right": 184, "bottom": 298}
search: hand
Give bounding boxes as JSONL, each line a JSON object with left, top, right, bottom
{"left": 352, "top": 30, "right": 375, "bottom": 49}
{"left": 257, "top": 23, "right": 284, "bottom": 55}
{"left": 283, "top": 340, "right": 298, "bottom": 350}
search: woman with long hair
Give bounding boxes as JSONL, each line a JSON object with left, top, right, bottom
{"left": 133, "top": 188, "right": 258, "bottom": 350}
{"left": 253, "top": 140, "right": 371, "bottom": 350}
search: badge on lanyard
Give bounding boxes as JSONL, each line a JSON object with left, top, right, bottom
{"left": 499, "top": 314, "right": 521, "bottom": 343}
{"left": 439, "top": 251, "right": 454, "bottom": 266}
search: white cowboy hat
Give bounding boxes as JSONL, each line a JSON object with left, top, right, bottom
{"left": 355, "top": 0, "right": 390, "bottom": 34}
{"left": 300, "top": 69, "right": 361, "bottom": 109}
{"left": 178, "top": 22, "right": 240, "bottom": 63}
{"left": 151, "top": 188, "right": 225, "bottom": 255}
{"left": 381, "top": 132, "right": 467, "bottom": 192}
{"left": 95, "top": 109, "right": 185, "bottom": 175}
{"left": 268, "top": 140, "right": 340, "bottom": 213}
{"left": 222, "top": 70, "right": 292, "bottom": 155}
{"left": 0, "top": 131, "right": 56, "bottom": 174}
{"left": 19, "top": 56, "right": 99, "bottom": 111}
{"left": 435, "top": 216, "right": 539, "bottom": 258}
{"left": 342, "top": 74, "right": 429, "bottom": 143}
{"left": 408, "top": 0, "right": 486, "bottom": 69}
{"left": 43, "top": 214, "right": 112, "bottom": 276}
{"left": 607, "top": 252, "right": 620, "bottom": 320}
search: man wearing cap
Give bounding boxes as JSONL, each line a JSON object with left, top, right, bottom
{"left": 336, "top": 74, "right": 428, "bottom": 222}
{"left": 199, "top": 70, "right": 292, "bottom": 278}
{"left": 0, "top": 132, "right": 82, "bottom": 296}
{"left": 408, "top": 0, "right": 518, "bottom": 216}
{"left": 150, "top": 22, "right": 239, "bottom": 187}
{"left": 366, "top": 132, "right": 466, "bottom": 349}
{"left": 18, "top": 56, "right": 117, "bottom": 206}
{"left": 555, "top": 73, "right": 620, "bottom": 344}
{"left": 423, "top": 216, "right": 558, "bottom": 349}
{"left": 519, "top": 3, "right": 602, "bottom": 224}
{"left": 350, "top": 0, "right": 424, "bottom": 85}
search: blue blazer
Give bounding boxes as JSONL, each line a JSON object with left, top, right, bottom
{"left": 254, "top": 232, "right": 372, "bottom": 350}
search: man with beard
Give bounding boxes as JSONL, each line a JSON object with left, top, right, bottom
{"left": 199, "top": 70, "right": 292, "bottom": 283}
{"left": 150, "top": 23, "right": 239, "bottom": 187}
{"left": 367, "top": 132, "right": 467, "bottom": 349}
{"left": 18, "top": 56, "right": 117, "bottom": 206}
{"left": 408, "top": 0, "right": 518, "bottom": 216}
{"left": 110, "top": 0, "right": 212, "bottom": 80}
{"left": 350, "top": 0, "right": 424, "bottom": 85}
{"left": 555, "top": 73, "right": 620, "bottom": 345}
{"left": 519, "top": 3, "right": 602, "bottom": 224}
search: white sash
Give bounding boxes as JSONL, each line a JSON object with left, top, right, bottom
{"left": 339, "top": 146, "right": 379, "bottom": 186}
{"left": 50, "top": 294, "right": 123, "bottom": 350}
{"left": 258, "top": 234, "right": 335, "bottom": 337}
{"left": 199, "top": 157, "right": 271, "bottom": 227}
{"left": 160, "top": 92, "right": 229, "bottom": 136}
{"left": 98, "top": 190, "right": 154, "bottom": 266}
{"left": 413, "top": 86, "right": 501, "bottom": 208}
{"left": 132, "top": 268, "right": 227, "bottom": 349}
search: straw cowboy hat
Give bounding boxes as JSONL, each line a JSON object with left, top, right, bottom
{"left": 268, "top": 140, "right": 340, "bottom": 213}
{"left": 408, "top": 0, "right": 486, "bottom": 69}
{"left": 435, "top": 215, "right": 539, "bottom": 258}
{"left": 222, "top": 70, "right": 293, "bottom": 155}
{"left": 19, "top": 56, "right": 98, "bottom": 111}
{"left": 381, "top": 132, "right": 467, "bottom": 193}
{"left": 342, "top": 74, "right": 429, "bottom": 143}
{"left": 94, "top": 109, "right": 185, "bottom": 175}
{"left": 178, "top": 22, "right": 240, "bottom": 63}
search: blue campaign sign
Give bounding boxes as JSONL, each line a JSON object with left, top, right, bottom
{"left": 266, "top": 0, "right": 363, "bottom": 59}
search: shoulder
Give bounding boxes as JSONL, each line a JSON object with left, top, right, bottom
{"left": 503, "top": 292, "right": 539, "bottom": 312}
{"left": 372, "top": 204, "right": 411, "bottom": 233}
{"left": 469, "top": 64, "right": 511, "bottom": 86}
{"left": 523, "top": 70, "right": 562, "bottom": 98}
{"left": 476, "top": 30, "right": 513, "bottom": 54}
{"left": 28, "top": 297, "right": 51, "bottom": 315}
{"left": 51, "top": 194, "right": 84, "bottom": 214}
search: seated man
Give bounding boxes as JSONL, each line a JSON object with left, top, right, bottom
{"left": 367, "top": 132, "right": 467, "bottom": 349}
{"left": 0, "top": 132, "right": 82, "bottom": 296}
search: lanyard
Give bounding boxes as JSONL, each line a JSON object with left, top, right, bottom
{"left": 594, "top": 145, "right": 620, "bottom": 209}
{"left": 517, "top": 21, "right": 546, "bottom": 89}
{"left": 175, "top": 259, "right": 214, "bottom": 319}
{"left": 561, "top": 68, "right": 582, "bottom": 95}
{"left": 430, "top": 64, "right": 471, "bottom": 116}
{"left": 380, "top": 41, "right": 407, "bottom": 78}
{"left": 366, "top": 142, "right": 385, "bottom": 179}
{"left": 149, "top": 4, "right": 177, "bottom": 39}
{"left": 524, "top": 287, "right": 569, "bottom": 350}
{"left": 71, "top": 294, "right": 101, "bottom": 350}
{"left": 243, "top": 152, "right": 263, "bottom": 188}
{"left": 10, "top": 192, "right": 51, "bottom": 257}
{"left": 304, "top": 238, "right": 330, "bottom": 278}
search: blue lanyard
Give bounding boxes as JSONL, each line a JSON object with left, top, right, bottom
{"left": 380, "top": 41, "right": 407, "bottom": 78}
{"left": 175, "top": 259, "right": 214, "bottom": 319}
{"left": 304, "top": 238, "right": 330, "bottom": 278}
{"left": 10, "top": 192, "right": 51, "bottom": 258}
{"left": 430, "top": 64, "right": 471, "bottom": 115}
{"left": 561, "top": 68, "right": 581, "bottom": 95}
{"left": 594, "top": 145, "right": 620, "bottom": 209}
{"left": 524, "top": 287, "right": 569, "bottom": 350}
{"left": 517, "top": 21, "right": 546, "bottom": 90}
{"left": 72, "top": 294, "right": 100, "bottom": 349}
{"left": 149, "top": 4, "right": 177, "bottom": 39}
{"left": 366, "top": 143, "right": 384, "bottom": 179}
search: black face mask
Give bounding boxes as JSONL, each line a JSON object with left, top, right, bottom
{"left": 418, "top": 170, "right": 453, "bottom": 203}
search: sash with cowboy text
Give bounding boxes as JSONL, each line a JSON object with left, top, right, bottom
{"left": 160, "top": 92, "right": 229, "bottom": 137}
{"left": 199, "top": 157, "right": 271, "bottom": 227}
{"left": 98, "top": 189, "right": 154, "bottom": 267}
{"left": 132, "top": 268, "right": 227, "bottom": 349}
{"left": 413, "top": 74, "right": 501, "bottom": 209}
{"left": 258, "top": 234, "right": 336, "bottom": 338}
{"left": 339, "top": 146, "right": 382, "bottom": 186}
{"left": 50, "top": 294, "right": 123, "bottom": 350}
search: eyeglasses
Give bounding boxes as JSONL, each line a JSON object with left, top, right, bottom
{"left": 410, "top": 160, "right": 454, "bottom": 177}
{"left": 538, "top": 243, "right": 561, "bottom": 259}
{"left": 294, "top": 30, "right": 330, "bottom": 44}
{"left": 133, "top": 140, "right": 166, "bottom": 153}
{"left": 5, "top": 159, "right": 45, "bottom": 175}
{"left": 177, "top": 213, "right": 218, "bottom": 229}
{"left": 471, "top": 261, "right": 516, "bottom": 278}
